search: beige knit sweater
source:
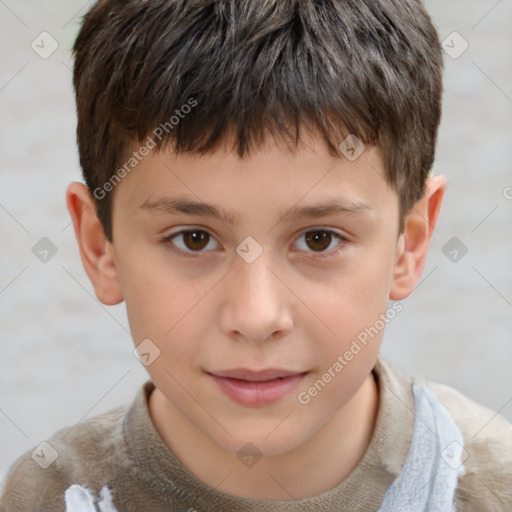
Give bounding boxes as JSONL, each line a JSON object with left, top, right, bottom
{"left": 1, "top": 357, "right": 511, "bottom": 511}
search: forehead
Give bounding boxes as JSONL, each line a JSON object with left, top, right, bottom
{"left": 113, "top": 133, "right": 395, "bottom": 225}
{"left": 139, "top": 196, "right": 374, "bottom": 229}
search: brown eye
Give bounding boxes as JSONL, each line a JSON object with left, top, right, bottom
{"left": 304, "top": 231, "right": 333, "bottom": 252}
{"left": 182, "top": 230, "right": 210, "bottom": 251}
{"left": 163, "top": 229, "right": 220, "bottom": 257}
{"left": 294, "top": 229, "right": 346, "bottom": 259}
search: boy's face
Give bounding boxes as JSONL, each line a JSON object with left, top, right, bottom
{"left": 105, "top": 131, "right": 405, "bottom": 456}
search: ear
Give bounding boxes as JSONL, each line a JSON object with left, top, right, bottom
{"left": 65, "top": 182, "right": 123, "bottom": 305}
{"left": 390, "top": 175, "right": 446, "bottom": 300}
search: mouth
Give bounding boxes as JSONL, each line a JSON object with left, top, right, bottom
{"left": 207, "top": 368, "right": 309, "bottom": 407}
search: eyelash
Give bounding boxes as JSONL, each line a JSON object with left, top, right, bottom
{"left": 161, "top": 227, "right": 347, "bottom": 260}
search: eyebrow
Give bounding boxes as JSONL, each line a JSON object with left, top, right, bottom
{"left": 139, "top": 196, "right": 372, "bottom": 226}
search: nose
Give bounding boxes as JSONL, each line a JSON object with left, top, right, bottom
{"left": 219, "top": 251, "right": 294, "bottom": 343}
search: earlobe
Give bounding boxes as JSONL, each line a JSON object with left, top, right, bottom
{"left": 389, "top": 175, "right": 446, "bottom": 300}
{"left": 65, "top": 182, "right": 124, "bottom": 306}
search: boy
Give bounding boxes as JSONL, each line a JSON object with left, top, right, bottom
{"left": 1, "top": 0, "right": 511, "bottom": 510}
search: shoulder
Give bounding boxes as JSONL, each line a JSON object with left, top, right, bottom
{"left": 427, "top": 381, "right": 512, "bottom": 511}
{"left": 375, "top": 357, "right": 512, "bottom": 511}
{"left": 0, "top": 403, "right": 129, "bottom": 512}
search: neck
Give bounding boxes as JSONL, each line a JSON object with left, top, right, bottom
{"left": 149, "top": 372, "right": 379, "bottom": 500}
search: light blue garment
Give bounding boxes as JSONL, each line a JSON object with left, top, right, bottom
{"left": 377, "top": 385, "right": 466, "bottom": 512}
{"left": 65, "top": 484, "right": 118, "bottom": 512}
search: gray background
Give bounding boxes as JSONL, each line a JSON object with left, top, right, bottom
{"left": 1, "top": 0, "right": 511, "bottom": 480}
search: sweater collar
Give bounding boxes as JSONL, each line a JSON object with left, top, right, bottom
{"left": 123, "top": 357, "right": 415, "bottom": 511}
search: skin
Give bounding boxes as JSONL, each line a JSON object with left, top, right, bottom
{"left": 66, "top": 130, "right": 446, "bottom": 500}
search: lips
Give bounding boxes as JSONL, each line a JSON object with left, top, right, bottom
{"left": 211, "top": 368, "right": 303, "bottom": 382}
{"left": 207, "top": 368, "right": 308, "bottom": 407}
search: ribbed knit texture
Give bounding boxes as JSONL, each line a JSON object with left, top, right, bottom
{"left": 1, "top": 357, "right": 511, "bottom": 511}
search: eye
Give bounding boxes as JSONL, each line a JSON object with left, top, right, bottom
{"left": 293, "top": 229, "right": 346, "bottom": 259}
{"left": 162, "top": 227, "right": 347, "bottom": 260}
{"left": 162, "top": 228, "right": 220, "bottom": 258}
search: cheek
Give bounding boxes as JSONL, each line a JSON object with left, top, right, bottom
{"left": 124, "top": 275, "right": 212, "bottom": 389}
{"left": 315, "top": 259, "right": 393, "bottom": 334}
{"left": 300, "top": 247, "right": 394, "bottom": 370}
{"left": 118, "top": 252, "right": 208, "bottom": 350}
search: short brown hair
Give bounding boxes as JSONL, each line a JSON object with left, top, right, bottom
{"left": 73, "top": 0, "right": 443, "bottom": 241}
